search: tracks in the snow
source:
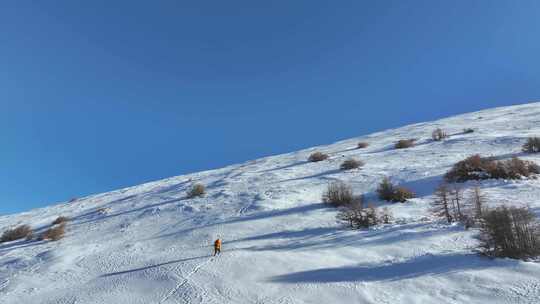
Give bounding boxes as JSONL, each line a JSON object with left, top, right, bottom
{"left": 158, "top": 257, "right": 214, "bottom": 304}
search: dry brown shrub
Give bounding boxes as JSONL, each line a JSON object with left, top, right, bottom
{"left": 395, "top": 139, "right": 415, "bottom": 149}
{"left": 340, "top": 158, "right": 364, "bottom": 170}
{"left": 1, "top": 225, "right": 33, "bottom": 243}
{"left": 187, "top": 183, "right": 206, "bottom": 198}
{"left": 308, "top": 152, "right": 329, "bottom": 162}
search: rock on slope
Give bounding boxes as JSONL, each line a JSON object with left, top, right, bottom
{"left": 1, "top": 103, "right": 540, "bottom": 304}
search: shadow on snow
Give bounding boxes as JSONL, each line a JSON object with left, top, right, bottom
{"left": 268, "top": 253, "right": 514, "bottom": 283}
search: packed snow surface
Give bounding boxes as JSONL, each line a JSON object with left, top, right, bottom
{"left": 2, "top": 103, "right": 540, "bottom": 303}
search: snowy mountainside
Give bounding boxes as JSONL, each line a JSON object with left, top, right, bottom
{"left": 1, "top": 103, "right": 540, "bottom": 303}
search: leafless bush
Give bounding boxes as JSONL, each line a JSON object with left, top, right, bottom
{"left": 432, "top": 128, "right": 448, "bottom": 141}
{"left": 522, "top": 137, "right": 540, "bottom": 153}
{"left": 337, "top": 203, "right": 392, "bottom": 229}
{"left": 445, "top": 155, "right": 539, "bottom": 182}
{"left": 336, "top": 200, "right": 364, "bottom": 228}
{"left": 40, "top": 223, "right": 66, "bottom": 241}
{"left": 376, "top": 177, "right": 415, "bottom": 203}
{"left": 357, "top": 142, "right": 369, "bottom": 149}
{"left": 379, "top": 207, "right": 393, "bottom": 224}
{"left": 322, "top": 182, "right": 356, "bottom": 207}
{"left": 308, "top": 152, "right": 329, "bottom": 162}
{"left": 340, "top": 158, "right": 364, "bottom": 170}
{"left": 337, "top": 204, "right": 376, "bottom": 229}
{"left": 52, "top": 216, "right": 69, "bottom": 225}
{"left": 395, "top": 139, "right": 415, "bottom": 149}
{"left": 1, "top": 225, "right": 33, "bottom": 243}
{"left": 187, "top": 183, "right": 206, "bottom": 198}
{"left": 479, "top": 206, "right": 540, "bottom": 259}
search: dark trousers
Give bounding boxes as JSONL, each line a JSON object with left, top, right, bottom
{"left": 214, "top": 247, "right": 221, "bottom": 256}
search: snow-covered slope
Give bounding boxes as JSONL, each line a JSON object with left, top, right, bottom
{"left": 2, "top": 103, "right": 540, "bottom": 304}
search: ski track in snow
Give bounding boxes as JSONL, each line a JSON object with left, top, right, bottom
{"left": 1, "top": 103, "right": 540, "bottom": 303}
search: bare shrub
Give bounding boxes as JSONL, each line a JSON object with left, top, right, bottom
{"left": 308, "top": 152, "right": 329, "bottom": 162}
{"left": 322, "top": 182, "right": 356, "bottom": 207}
{"left": 522, "top": 137, "right": 540, "bottom": 153}
{"left": 445, "top": 155, "right": 539, "bottom": 182}
{"left": 52, "top": 216, "right": 69, "bottom": 225}
{"left": 395, "top": 139, "right": 415, "bottom": 149}
{"left": 340, "top": 158, "right": 364, "bottom": 170}
{"left": 187, "top": 183, "right": 205, "bottom": 198}
{"left": 337, "top": 204, "right": 391, "bottom": 229}
{"left": 40, "top": 223, "right": 65, "bottom": 241}
{"left": 337, "top": 204, "right": 377, "bottom": 229}
{"left": 1, "top": 225, "right": 33, "bottom": 243}
{"left": 376, "top": 177, "right": 395, "bottom": 201}
{"left": 336, "top": 200, "right": 363, "bottom": 228}
{"left": 376, "top": 178, "right": 415, "bottom": 203}
{"left": 479, "top": 206, "right": 540, "bottom": 259}
{"left": 357, "top": 142, "right": 369, "bottom": 149}
{"left": 379, "top": 207, "right": 393, "bottom": 224}
{"left": 463, "top": 128, "right": 475, "bottom": 134}
{"left": 432, "top": 128, "right": 448, "bottom": 141}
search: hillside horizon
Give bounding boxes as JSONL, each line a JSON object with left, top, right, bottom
{"left": 1, "top": 102, "right": 540, "bottom": 303}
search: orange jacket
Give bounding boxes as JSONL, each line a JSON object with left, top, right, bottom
{"left": 214, "top": 239, "right": 221, "bottom": 249}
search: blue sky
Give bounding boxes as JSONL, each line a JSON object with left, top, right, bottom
{"left": 2, "top": 1, "right": 540, "bottom": 214}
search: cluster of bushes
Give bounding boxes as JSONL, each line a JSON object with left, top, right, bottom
{"left": 0, "top": 215, "right": 70, "bottom": 243}
{"left": 308, "top": 152, "right": 329, "bottom": 162}
{"left": 187, "top": 183, "right": 206, "bottom": 198}
{"left": 395, "top": 139, "right": 416, "bottom": 149}
{"left": 522, "top": 137, "right": 540, "bottom": 153}
{"left": 322, "top": 182, "right": 392, "bottom": 229}
{"left": 431, "top": 184, "right": 540, "bottom": 260}
{"left": 479, "top": 205, "right": 540, "bottom": 259}
{"left": 444, "top": 155, "right": 540, "bottom": 182}
{"left": 337, "top": 202, "right": 393, "bottom": 229}
{"left": 308, "top": 152, "right": 364, "bottom": 171}
{"left": 376, "top": 177, "right": 415, "bottom": 203}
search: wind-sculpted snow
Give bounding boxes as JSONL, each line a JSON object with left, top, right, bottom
{"left": 1, "top": 103, "right": 540, "bottom": 303}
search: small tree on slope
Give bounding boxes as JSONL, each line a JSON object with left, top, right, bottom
{"left": 432, "top": 183, "right": 453, "bottom": 223}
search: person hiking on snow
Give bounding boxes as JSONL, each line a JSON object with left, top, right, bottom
{"left": 213, "top": 238, "right": 222, "bottom": 256}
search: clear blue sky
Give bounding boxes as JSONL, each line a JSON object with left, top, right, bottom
{"left": 2, "top": 1, "right": 540, "bottom": 214}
